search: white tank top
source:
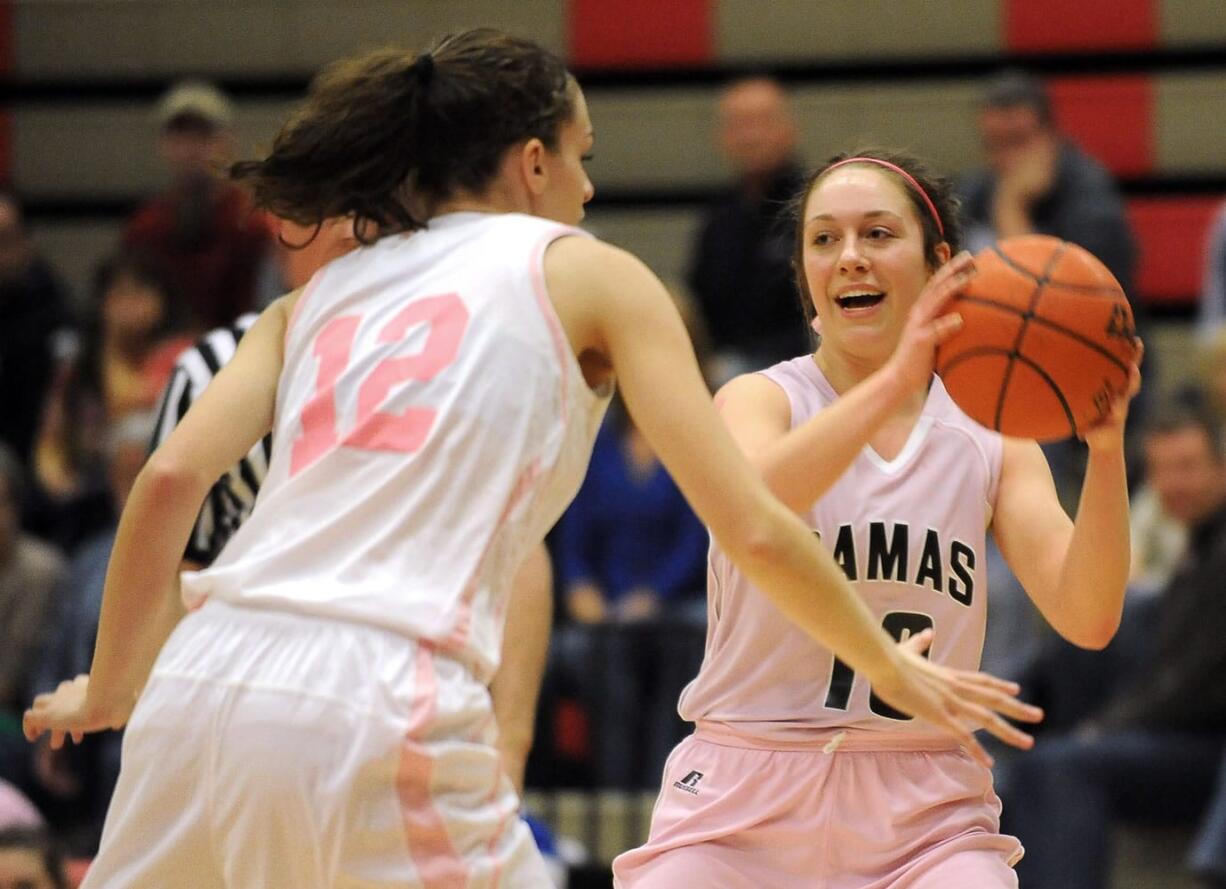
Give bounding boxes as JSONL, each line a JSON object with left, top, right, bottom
{"left": 180, "top": 212, "right": 611, "bottom": 681}
{"left": 678, "top": 355, "right": 1003, "bottom": 742}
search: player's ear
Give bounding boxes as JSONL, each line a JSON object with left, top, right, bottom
{"left": 519, "top": 138, "right": 549, "bottom": 196}
{"left": 933, "top": 241, "right": 952, "bottom": 267}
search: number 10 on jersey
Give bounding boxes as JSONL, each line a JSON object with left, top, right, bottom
{"left": 824, "top": 610, "right": 935, "bottom": 720}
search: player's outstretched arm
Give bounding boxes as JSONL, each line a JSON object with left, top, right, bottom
{"left": 993, "top": 353, "right": 1140, "bottom": 650}
{"left": 544, "top": 236, "right": 1041, "bottom": 764}
{"left": 716, "top": 252, "right": 974, "bottom": 514}
{"left": 23, "top": 294, "right": 297, "bottom": 748}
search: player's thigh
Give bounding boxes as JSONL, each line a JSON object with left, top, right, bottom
{"left": 81, "top": 673, "right": 224, "bottom": 889}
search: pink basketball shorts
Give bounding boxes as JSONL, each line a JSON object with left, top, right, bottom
{"left": 613, "top": 724, "right": 1022, "bottom": 889}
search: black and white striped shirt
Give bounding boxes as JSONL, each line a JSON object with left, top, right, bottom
{"left": 150, "top": 313, "right": 270, "bottom": 566}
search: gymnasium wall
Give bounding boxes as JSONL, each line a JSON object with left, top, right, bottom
{"left": 1, "top": 0, "right": 1223, "bottom": 317}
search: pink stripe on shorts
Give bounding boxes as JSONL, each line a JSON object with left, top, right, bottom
{"left": 613, "top": 725, "right": 1022, "bottom": 889}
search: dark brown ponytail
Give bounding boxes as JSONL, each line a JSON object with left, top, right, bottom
{"left": 231, "top": 28, "right": 574, "bottom": 241}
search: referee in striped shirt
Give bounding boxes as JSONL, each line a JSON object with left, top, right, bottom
{"left": 149, "top": 312, "right": 266, "bottom": 568}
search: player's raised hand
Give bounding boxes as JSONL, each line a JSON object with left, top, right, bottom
{"left": 1082, "top": 337, "right": 1144, "bottom": 451}
{"left": 886, "top": 251, "right": 975, "bottom": 394}
{"left": 23, "top": 675, "right": 130, "bottom": 750}
{"left": 869, "top": 629, "right": 1043, "bottom": 768}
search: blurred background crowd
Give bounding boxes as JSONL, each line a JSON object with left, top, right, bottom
{"left": 1, "top": 3, "right": 1225, "bottom": 888}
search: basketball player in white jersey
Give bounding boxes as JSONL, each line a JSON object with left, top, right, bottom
{"left": 24, "top": 36, "right": 1039, "bottom": 888}
{"left": 615, "top": 149, "right": 1142, "bottom": 888}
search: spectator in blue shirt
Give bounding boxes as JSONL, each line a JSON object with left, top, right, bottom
{"left": 556, "top": 406, "right": 708, "bottom": 624}
{"left": 551, "top": 399, "right": 709, "bottom": 787}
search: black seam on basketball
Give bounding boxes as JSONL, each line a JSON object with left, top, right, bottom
{"left": 936, "top": 346, "right": 1016, "bottom": 376}
{"left": 995, "top": 242, "right": 1064, "bottom": 434}
{"left": 987, "top": 243, "right": 1120, "bottom": 295}
{"left": 1036, "top": 241, "right": 1068, "bottom": 288}
{"left": 954, "top": 295, "right": 1130, "bottom": 374}
{"left": 990, "top": 244, "right": 1044, "bottom": 285}
{"left": 938, "top": 347, "right": 1075, "bottom": 435}
{"left": 994, "top": 242, "right": 1065, "bottom": 432}
{"left": 1027, "top": 316, "right": 1129, "bottom": 374}
{"left": 1035, "top": 281, "right": 1125, "bottom": 297}
{"left": 1012, "top": 353, "right": 1078, "bottom": 438}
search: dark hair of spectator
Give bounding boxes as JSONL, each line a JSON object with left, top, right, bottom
{"left": 0, "top": 827, "right": 68, "bottom": 889}
{"left": 981, "top": 69, "right": 1054, "bottom": 127}
{"left": 72, "top": 251, "right": 179, "bottom": 407}
{"left": 789, "top": 147, "right": 963, "bottom": 336}
{"left": 85, "top": 249, "right": 178, "bottom": 341}
{"left": 0, "top": 442, "right": 25, "bottom": 512}
{"left": 1144, "top": 400, "right": 1226, "bottom": 463}
{"left": 231, "top": 28, "right": 575, "bottom": 243}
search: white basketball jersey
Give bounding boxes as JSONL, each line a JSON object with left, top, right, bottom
{"left": 679, "top": 356, "right": 1003, "bottom": 742}
{"left": 180, "top": 212, "right": 611, "bottom": 681}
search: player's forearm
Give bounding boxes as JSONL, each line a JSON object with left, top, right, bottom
{"left": 1052, "top": 445, "right": 1131, "bottom": 649}
{"left": 755, "top": 367, "right": 912, "bottom": 512}
{"left": 725, "top": 496, "right": 900, "bottom": 683}
{"left": 490, "top": 545, "right": 553, "bottom": 797}
{"left": 85, "top": 458, "right": 211, "bottom": 718}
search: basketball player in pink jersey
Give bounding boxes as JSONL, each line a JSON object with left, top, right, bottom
{"left": 24, "top": 35, "right": 1038, "bottom": 887}
{"left": 615, "top": 148, "right": 1142, "bottom": 888}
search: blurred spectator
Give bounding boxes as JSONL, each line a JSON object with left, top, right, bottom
{"left": 27, "top": 413, "right": 155, "bottom": 855}
{"left": 123, "top": 81, "right": 275, "bottom": 334}
{"left": 1000, "top": 404, "right": 1226, "bottom": 889}
{"left": 32, "top": 253, "right": 187, "bottom": 550}
{"left": 956, "top": 69, "right": 1144, "bottom": 504}
{"left": 957, "top": 70, "right": 1137, "bottom": 290}
{"left": 0, "top": 827, "right": 66, "bottom": 889}
{"left": 0, "top": 190, "right": 74, "bottom": 471}
{"left": 1199, "top": 326, "right": 1226, "bottom": 422}
{"left": 551, "top": 396, "right": 709, "bottom": 787}
{"left": 1128, "top": 331, "right": 1226, "bottom": 594}
{"left": 555, "top": 398, "right": 708, "bottom": 626}
{"left": 1197, "top": 201, "right": 1226, "bottom": 340}
{"left": 0, "top": 446, "right": 66, "bottom": 800}
{"left": 1192, "top": 750, "right": 1226, "bottom": 888}
{"left": 1127, "top": 483, "right": 1187, "bottom": 594}
{"left": 688, "top": 77, "right": 809, "bottom": 382}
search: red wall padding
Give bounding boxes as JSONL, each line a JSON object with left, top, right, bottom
{"left": 1048, "top": 76, "right": 1154, "bottom": 177}
{"left": 1128, "top": 196, "right": 1225, "bottom": 306}
{"left": 1005, "top": 0, "right": 1157, "bottom": 52}
{"left": 568, "top": 0, "right": 712, "bottom": 68}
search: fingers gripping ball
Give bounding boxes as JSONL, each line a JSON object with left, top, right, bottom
{"left": 935, "top": 235, "right": 1139, "bottom": 442}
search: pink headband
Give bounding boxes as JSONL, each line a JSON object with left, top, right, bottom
{"left": 821, "top": 157, "right": 945, "bottom": 238}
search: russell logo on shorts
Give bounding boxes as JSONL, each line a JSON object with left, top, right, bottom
{"left": 673, "top": 770, "right": 704, "bottom": 795}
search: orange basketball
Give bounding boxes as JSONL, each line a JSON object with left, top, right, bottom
{"left": 935, "top": 235, "right": 1139, "bottom": 442}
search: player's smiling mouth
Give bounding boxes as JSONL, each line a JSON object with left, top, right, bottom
{"left": 834, "top": 289, "right": 886, "bottom": 312}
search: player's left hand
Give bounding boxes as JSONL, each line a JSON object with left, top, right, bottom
{"left": 1081, "top": 337, "right": 1143, "bottom": 451}
{"left": 23, "top": 675, "right": 130, "bottom": 750}
{"left": 877, "top": 630, "right": 1044, "bottom": 768}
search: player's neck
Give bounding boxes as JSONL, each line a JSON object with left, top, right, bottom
{"left": 814, "top": 347, "right": 928, "bottom": 417}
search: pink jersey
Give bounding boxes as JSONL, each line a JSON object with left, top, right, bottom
{"left": 678, "top": 355, "right": 1003, "bottom": 743}
{"left": 180, "top": 212, "right": 611, "bottom": 682}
